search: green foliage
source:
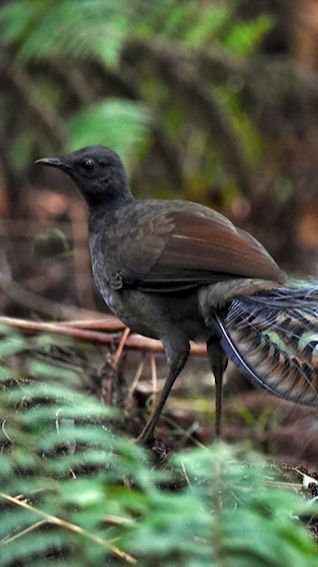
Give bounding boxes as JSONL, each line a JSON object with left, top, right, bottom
{"left": 0, "top": 0, "right": 276, "bottom": 194}
{"left": 138, "top": 0, "right": 232, "bottom": 45}
{"left": 139, "top": 0, "right": 273, "bottom": 57}
{"left": 1, "top": 0, "right": 271, "bottom": 60}
{"left": 223, "top": 13, "right": 274, "bottom": 57}
{"left": 1, "top": 0, "right": 133, "bottom": 67}
{"left": 0, "top": 325, "right": 317, "bottom": 566}
{"left": 1, "top": 0, "right": 152, "bottom": 168}
{"left": 215, "top": 86, "right": 263, "bottom": 165}
{"left": 68, "top": 99, "right": 152, "bottom": 164}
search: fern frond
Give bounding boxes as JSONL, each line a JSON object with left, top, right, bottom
{"left": 0, "top": 325, "right": 317, "bottom": 565}
{"left": 68, "top": 99, "right": 152, "bottom": 164}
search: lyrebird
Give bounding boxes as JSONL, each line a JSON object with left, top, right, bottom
{"left": 36, "top": 145, "right": 318, "bottom": 442}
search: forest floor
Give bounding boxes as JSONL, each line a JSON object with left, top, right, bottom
{"left": 1, "top": 187, "right": 318, "bottom": 539}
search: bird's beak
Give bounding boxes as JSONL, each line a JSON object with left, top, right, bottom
{"left": 35, "top": 156, "right": 72, "bottom": 172}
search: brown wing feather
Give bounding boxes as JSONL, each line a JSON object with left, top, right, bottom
{"left": 118, "top": 201, "right": 286, "bottom": 291}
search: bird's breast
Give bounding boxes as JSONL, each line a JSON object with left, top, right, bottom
{"left": 89, "top": 233, "right": 213, "bottom": 342}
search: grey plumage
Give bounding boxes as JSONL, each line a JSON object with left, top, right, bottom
{"left": 36, "top": 145, "right": 318, "bottom": 442}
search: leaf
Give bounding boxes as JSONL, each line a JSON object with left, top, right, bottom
{"left": 224, "top": 15, "right": 274, "bottom": 57}
{"left": 0, "top": 0, "right": 133, "bottom": 67}
{"left": 68, "top": 99, "right": 152, "bottom": 166}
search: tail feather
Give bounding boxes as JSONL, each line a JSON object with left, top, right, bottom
{"left": 214, "top": 284, "right": 318, "bottom": 406}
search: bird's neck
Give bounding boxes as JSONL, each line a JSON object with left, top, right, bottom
{"left": 88, "top": 193, "right": 134, "bottom": 233}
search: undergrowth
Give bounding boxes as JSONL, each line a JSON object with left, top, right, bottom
{"left": 0, "top": 325, "right": 317, "bottom": 566}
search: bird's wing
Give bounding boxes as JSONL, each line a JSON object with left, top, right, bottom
{"left": 114, "top": 201, "right": 286, "bottom": 292}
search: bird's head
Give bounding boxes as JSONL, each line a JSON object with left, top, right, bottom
{"left": 35, "top": 145, "right": 132, "bottom": 208}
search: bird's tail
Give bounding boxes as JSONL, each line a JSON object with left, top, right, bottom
{"left": 214, "top": 284, "right": 318, "bottom": 406}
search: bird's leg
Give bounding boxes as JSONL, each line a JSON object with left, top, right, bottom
{"left": 207, "top": 338, "right": 228, "bottom": 439}
{"left": 136, "top": 339, "right": 189, "bottom": 444}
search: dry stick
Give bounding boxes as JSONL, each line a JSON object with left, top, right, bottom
{"left": 112, "top": 328, "right": 131, "bottom": 369}
{"left": 0, "top": 316, "right": 207, "bottom": 357}
{"left": 150, "top": 354, "right": 158, "bottom": 405}
{"left": 0, "top": 520, "right": 47, "bottom": 546}
{"left": 0, "top": 492, "right": 136, "bottom": 564}
{"left": 126, "top": 357, "right": 146, "bottom": 408}
{"left": 59, "top": 317, "right": 125, "bottom": 331}
{"left": 107, "top": 328, "right": 131, "bottom": 405}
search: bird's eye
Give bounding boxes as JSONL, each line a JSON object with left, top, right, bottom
{"left": 82, "top": 158, "right": 95, "bottom": 170}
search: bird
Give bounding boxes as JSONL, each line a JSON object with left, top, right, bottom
{"left": 36, "top": 145, "right": 318, "bottom": 443}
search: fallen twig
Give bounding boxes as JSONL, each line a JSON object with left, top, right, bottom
{"left": 0, "top": 316, "right": 207, "bottom": 357}
{"left": 0, "top": 492, "right": 136, "bottom": 564}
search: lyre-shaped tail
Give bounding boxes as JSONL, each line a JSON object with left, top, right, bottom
{"left": 214, "top": 285, "right": 318, "bottom": 406}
